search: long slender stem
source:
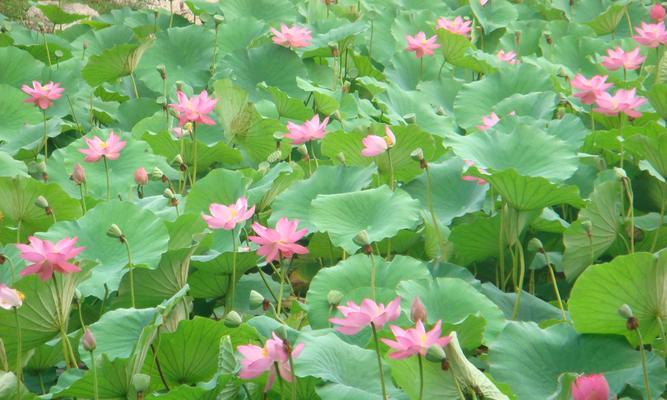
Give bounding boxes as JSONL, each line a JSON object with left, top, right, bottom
{"left": 386, "top": 149, "right": 395, "bottom": 191}
{"left": 511, "top": 241, "right": 525, "bottom": 320}
{"left": 650, "top": 200, "right": 665, "bottom": 252}
{"left": 287, "top": 349, "right": 297, "bottom": 400}
{"left": 14, "top": 308, "right": 22, "bottom": 400}
{"left": 369, "top": 254, "right": 377, "bottom": 301}
{"left": 191, "top": 122, "right": 198, "bottom": 184}
{"left": 426, "top": 167, "right": 446, "bottom": 260}
{"left": 370, "top": 323, "right": 388, "bottom": 400}
{"left": 16, "top": 219, "right": 22, "bottom": 244}
{"left": 276, "top": 262, "right": 287, "bottom": 316}
{"left": 636, "top": 329, "right": 652, "bottom": 400}
{"left": 417, "top": 354, "right": 424, "bottom": 400}
{"left": 79, "top": 184, "right": 87, "bottom": 214}
{"left": 257, "top": 267, "right": 279, "bottom": 304}
{"left": 226, "top": 229, "right": 238, "bottom": 312}
{"left": 545, "top": 253, "right": 567, "bottom": 321}
{"left": 123, "top": 240, "right": 135, "bottom": 308}
{"left": 66, "top": 95, "right": 83, "bottom": 135}
{"left": 129, "top": 73, "right": 140, "bottom": 99}
{"left": 656, "top": 315, "right": 667, "bottom": 355}
{"left": 498, "top": 205, "right": 506, "bottom": 291}
{"left": 309, "top": 141, "right": 319, "bottom": 168}
{"left": 625, "top": 180, "right": 635, "bottom": 254}
{"left": 590, "top": 105, "right": 595, "bottom": 132}
{"left": 419, "top": 58, "right": 424, "bottom": 81}
{"left": 42, "top": 110, "right": 49, "bottom": 161}
{"left": 103, "top": 156, "right": 111, "bottom": 201}
{"left": 90, "top": 350, "right": 99, "bottom": 400}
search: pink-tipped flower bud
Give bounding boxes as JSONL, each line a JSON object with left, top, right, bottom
{"left": 82, "top": 329, "right": 96, "bottom": 351}
{"left": 70, "top": 163, "right": 86, "bottom": 185}
{"left": 410, "top": 297, "right": 427, "bottom": 323}
{"left": 651, "top": 3, "right": 666, "bottom": 22}
{"left": 134, "top": 167, "right": 149, "bottom": 186}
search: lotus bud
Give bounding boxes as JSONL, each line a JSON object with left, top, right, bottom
{"left": 425, "top": 344, "right": 447, "bottom": 362}
{"left": 336, "top": 152, "right": 346, "bottom": 165}
{"left": 224, "top": 310, "right": 242, "bottom": 327}
{"left": 650, "top": 3, "right": 666, "bottom": 22}
{"left": 297, "top": 144, "right": 309, "bottom": 160}
{"left": 107, "top": 223, "right": 124, "bottom": 239}
{"left": 83, "top": 40, "right": 89, "bottom": 50}
{"left": 70, "top": 163, "right": 86, "bottom": 185}
{"left": 157, "top": 64, "right": 166, "bottom": 80}
{"left": 267, "top": 150, "right": 282, "bottom": 163}
{"left": 134, "top": 167, "right": 149, "bottom": 186}
{"left": 35, "top": 160, "right": 48, "bottom": 181}
{"left": 82, "top": 329, "right": 97, "bottom": 352}
{"left": 249, "top": 290, "right": 265, "bottom": 309}
{"left": 258, "top": 161, "right": 270, "bottom": 175}
{"left": 327, "top": 290, "right": 344, "bottom": 306}
{"left": 404, "top": 113, "right": 417, "bottom": 124}
{"left": 151, "top": 166, "right": 164, "bottom": 181}
{"left": 410, "top": 297, "right": 427, "bottom": 323}
{"left": 132, "top": 373, "right": 151, "bottom": 393}
{"left": 527, "top": 238, "right": 544, "bottom": 253}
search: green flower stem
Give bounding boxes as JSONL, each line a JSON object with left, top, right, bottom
{"left": 417, "top": 354, "right": 424, "bottom": 400}
{"left": 511, "top": 240, "right": 525, "bottom": 320}
{"left": 51, "top": 276, "right": 75, "bottom": 368}
{"left": 624, "top": 179, "right": 635, "bottom": 254}
{"left": 90, "top": 350, "right": 99, "bottom": 400}
{"left": 370, "top": 322, "right": 388, "bottom": 400}
{"left": 425, "top": 166, "right": 446, "bottom": 260}
{"left": 636, "top": 328, "right": 652, "bottom": 400}
{"left": 369, "top": 253, "right": 377, "bottom": 301}
{"left": 287, "top": 348, "right": 298, "bottom": 400}
{"left": 129, "top": 73, "right": 140, "bottom": 99}
{"left": 276, "top": 262, "right": 288, "bottom": 316}
{"left": 42, "top": 110, "right": 49, "bottom": 161}
{"left": 257, "top": 267, "right": 279, "bottom": 305}
{"left": 43, "top": 32, "right": 52, "bottom": 68}
{"left": 123, "top": 239, "right": 136, "bottom": 308}
{"left": 275, "top": 362, "right": 286, "bottom": 400}
{"left": 498, "top": 205, "right": 506, "bottom": 291}
{"left": 656, "top": 316, "right": 667, "bottom": 355}
{"left": 79, "top": 184, "right": 87, "bottom": 214}
{"left": 309, "top": 141, "right": 319, "bottom": 168}
{"left": 14, "top": 307, "right": 22, "bottom": 400}
{"left": 419, "top": 58, "right": 424, "bottom": 81}
{"left": 16, "top": 218, "right": 22, "bottom": 244}
{"left": 103, "top": 156, "right": 111, "bottom": 201}
{"left": 589, "top": 105, "right": 595, "bottom": 132}
{"left": 191, "top": 122, "right": 198, "bottom": 185}
{"left": 386, "top": 148, "right": 395, "bottom": 191}
{"left": 226, "top": 228, "right": 238, "bottom": 312}
{"left": 544, "top": 250, "right": 566, "bottom": 321}
{"left": 66, "top": 95, "right": 83, "bottom": 136}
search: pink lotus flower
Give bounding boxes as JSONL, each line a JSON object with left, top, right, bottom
{"left": 477, "top": 112, "right": 500, "bottom": 131}
{"left": 239, "top": 332, "right": 304, "bottom": 392}
{"left": 0, "top": 284, "right": 24, "bottom": 310}
{"left": 361, "top": 126, "right": 396, "bottom": 157}
{"left": 436, "top": 16, "right": 472, "bottom": 37}
{"left": 202, "top": 197, "right": 255, "bottom": 230}
{"left": 329, "top": 297, "right": 401, "bottom": 335}
{"left": 271, "top": 24, "right": 312, "bottom": 48}
{"left": 601, "top": 47, "right": 645, "bottom": 71}
{"left": 570, "top": 74, "right": 613, "bottom": 105}
{"left": 594, "top": 88, "right": 646, "bottom": 118}
{"left": 462, "top": 160, "right": 488, "bottom": 185}
{"left": 169, "top": 90, "right": 217, "bottom": 126}
{"left": 249, "top": 217, "right": 308, "bottom": 263}
{"left": 633, "top": 21, "right": 667, "bottom": 47}
{"left": 16, "top": 236, "right": 85, "bottom": 281}
{"left": 134, "top": 167, "right": 148, "bottom": 185}
{"left": 571, "top": 374, "right": 610, "bottom": 400}
{"left": 651, "top": 3, "right": 666, "bottom": 22}
{"left": 497, "top": 50, "right": 518, "bottom": 64}
{"left": 406, "top": 32, "right": 441, "bottom": 58}
{"left": 284, "top": 115, "right": 329, "bottom": 144}
{"left": 70, "top": 163, "right": 86, "bottom": 185}
{"left": 79, "top": 132, "right": 126, "bottom": 162}
{"left": 21, "top": 81, "right": 64, "bottom": 110}
{"left": 382, "top": 320, "right": 451, "bottom": 359}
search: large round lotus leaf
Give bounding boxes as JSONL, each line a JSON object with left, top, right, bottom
{"left": 269, "top": 165, "right": 376, "bottom": 232}
{"left": 569, "top": 252, "right": 667, "bottom": 346}
{"left": 397, "top": 278, "right": 506, "bottom": 344}
{"left": 136, "top": 25, "right": 214, "bottom": 93}
{"left": 41, "top": 200, "right": 169, "bottom": 298}
{"left": 0, "top": 153, "right": 28, "bottom": 178}
{"left": 470, "top": 0, "right": 519, "bottom": 33}
{"left": 219, "top": 0, "right": 296, "bottom": 22}
{"left": 487, "top": 322, "right": 667, "bottom": 399}
{"left": 448, "top": 123, "right": 578, "bottom": 182}
{"left": 47, "top": 129, "right": 176, "bottom": 201}
{"left": 294, "top": 332, "right": 405, "bottom": 400}
{"left": 541, "top": 35, "right": 606, "bottom": 77}
{"left": 0, "top": 47, "right": 43, "bottom": 87}
{"left": 372, "top": 125, "right": 437, "bottom": 184}
{"left": 306, "top": 254, "right": 431, "bottom": 329}
{"left": 0, "top": 176, "right": 82, "bottom": 243}
{"left": 453, "top": 63, "right": 552, "bottom": 130}
{"left": 216, "top": 17, "right": 265, "bottom": 54}
{"left": 404, "top": 158, "right": 487, "bottom": 226}
{"left": 310, "top": 186, "right": 422, "bottom": 253}
{"left": 0, "top": 84, "right": 43, "bottom": 154}
{"left": 70, "top": 25, "right": 136, "bottom": 59}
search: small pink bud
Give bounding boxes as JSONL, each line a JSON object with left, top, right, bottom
{"left": 134, "top": 167, "right": 148, "bottom": 186}
{"left": 82, "top": 329, "right": 96, "bottom": 351}
{"left": 651, "top": 3, "right": 666, "bottom": 22}
{"left": 571, "top": 374, "right": 610, "bottom": 400}
{"left": 410, "top": 297, "right": 427, "bottom": 323}
{"left": 70, "top": 163, "right": 86, "bottom": 185}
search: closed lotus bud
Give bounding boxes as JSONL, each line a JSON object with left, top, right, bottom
{"left": 410, "top": 297, "right": 427, "bottom": 323}
{"left": 157, "top": 64, "right": 166, "bottom": 80}
{"left": 107, "top": 223, "right": 124, "bottom": 239}
{"left": 353, "top": 230, "right": 370, "bottom": 247}
{"left": 404, "top": 113, "right": 417, "bottom": 124}
{"left": 151, "top": 167, "right": 164, "bottom": 181}
{"left": 527, "top": 238, "right": 544, "bottom": 253}
{"left": 70, "top": 163, "right": 86, "bottom": 185}
{"left": 224, "top": 310, "right": 243, "bottom": 327}
{"left": 297, "top": 144, "right": 309, "bottom": 159}
{"left": 249, "top": 290, "right": 265, "bottom": 309}
{"left": 327, "top": 290, "right": 344, "bottom": 306}
{"left": 35, "top": 195, "right": 49, "bottom": 209}
{"left": 163, "top": 188, "right": 176, "bottom": 200}
{"left": 134, "top": 167, "right": 149, "bottom": 185}
{"left": 132, "top": 373, "right": 151, "bottom": 393}
{"left": 82, "top": 329, "right": 96, "bottom": 352}
{"left": 83, "top": 40, "right": 89, "bottom": 50}
{"left": 267, "top": 150, "right": 283, "bottom": 163}
{"left": 651, "top": 3, "right": 666, "bottom": 22}
{"left": 425, "top": 344, "right": 447, "bottom": 362}
{"left": 333, "top": 110, "right": 343, "bottom": 122}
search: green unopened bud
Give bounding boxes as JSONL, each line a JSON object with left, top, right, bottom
{"left": 618, "top": 304, "right": 634, "bottom": 319}
{"left": 82, "top": 329, "right": 96, "bottom": 352}
{"left": 404, "top": 113, "right": 417, "bottom": 124}
{"left": 527, "top": 238, "right": 544, "bottom": 253}
{"left": 151, "top": 167, "right": 164, "bottom": 180}
{"left": 332, "top": 110, "right": 342, "bottom": 122}
{"left": 163, "top": 188, "right": 176, "bottom": 200}
{"left": 249, "top": 290, "right": 265, "bottom": 309}
{"left": 224, "top": 310, "right": 242, "bottom": 327}
{"left": 353, "top": 230, "right": 370, "bottom": 247}
{"left": 157, "top": 64, "right": 167, "bottom": 80}
{"left": 327, "top": 290, "right": 344, "bottom": 306}
{"left": 107, "top": 223, "right": 124, "bottom": 239}
{"left": 267, "top": 150, "right": 282, "bottom": 163}
{"left": 336, "top": 152, "right": 346, "bottom": 165}
{"left": 425, "top": 344, "right": 447, "bottom": 362}
{"left": 132, "top": 374, "right": 151, "bottom": 393}
{"left": 410, "top": 148, "right": 424, "bottom": 162}
{"left": 34, "top": 196, "right": 49, "bottom": 209}
{"left": 83, "top": 40, "right": 89, "bottom": 49}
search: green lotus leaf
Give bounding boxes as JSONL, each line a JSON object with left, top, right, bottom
{"left": 0, "top": 84, "right": 43, "bottom": 155}
{"left": 0, "top": 47, "right": 43, "bottom": 87}
{"left": 470, "top": 0, "right": 519, "bottom": 33}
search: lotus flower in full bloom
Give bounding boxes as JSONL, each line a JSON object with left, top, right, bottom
{"left": 249, "top": 217, "right": 309, "bottom": 263}
{"left": 496, "top": 50, "right": 518, "bottom": 64}
{"left": 382, "top": 320, "right": 452, "bottom": 359}
{"left": 0, "top": 284, "right": 24, "bottom": 310}
{"left": 284, "top": 115, "right": 330, "bottom": 144}
{"left": 405, "top": 32, "right": 440, "bottom": 58}
{"left": 169, "top": 90, "right": 217, "bottom": 126}
{"left": 651, "top": 3, "right": 666, "bottom": 22}
{"left": 21, "top": 81, "right": 64, "bottom": 110}
{"left": 271, "top": 24, "right": 312, "bottom": 48}
{"left": 361, "top": 126, "right": 396, "bottom": 157}
{"left": 571, "top": 374, "right": 610, "bottom": 400}
{"left": 570, "top": 74, "right": 613, "bottom": 105}
{"left": 601, "top": 47, "right": 645, "bottom": 71}
{"left": 202, "top": 197, "right": 255, "bottom": 230}
{"left": 16, "top": 236, "right": 85, "bottom": 281}
{"left": 436, "top": 16, "right": 472, "bottom": 37}
{"left": 79, "top": 132, "right": 126, "bottom": 162}
{"left": 477, "top": 112, "right": 500, "bottom": 131}
{"left": 633, "top": 21, "right": 667, "bottom": 47}
{"left": 238, "top": 332, "right": 304, "bottom": 391}
{"left": 594, "top": 88, "right": 646, "bottom": 118}
{"left": 329, "top": 297, "right": 402, "bottom": 335}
